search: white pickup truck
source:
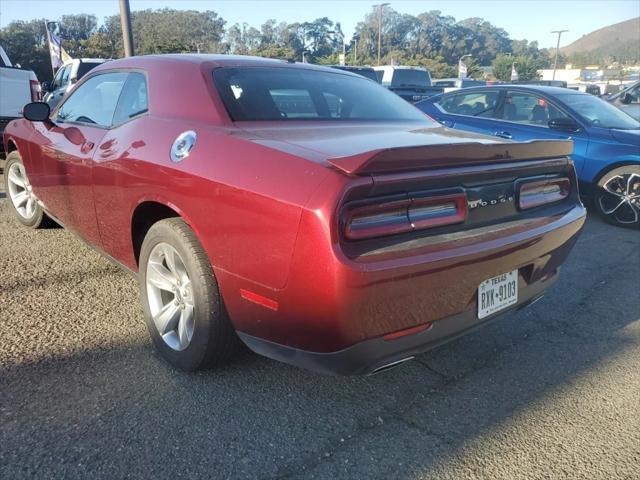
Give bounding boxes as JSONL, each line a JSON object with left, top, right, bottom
{"left": 0, "top": 45, "right": 40, "bottom": 156}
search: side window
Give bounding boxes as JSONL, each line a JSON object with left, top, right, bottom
{"left": 438, "top": 91, "right": 500, "bottom": 117}
{"left": 55, "top": 72, "right": 128, "bottom": 128}
{"left": 60, "top": 65, "right": 72, "bottom": 87}
{"left": 112, "top": 72, "right": 149, "bottom": 125}
{"left": 51, "top": 67, "right": 66, "bottom": 90}
{"left": 503, "top": 91, "right": 563, "bottom": 126}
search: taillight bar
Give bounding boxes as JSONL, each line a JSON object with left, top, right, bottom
{"left": 518, "top": 177, "right": 570, "bottom": 210}
{"left": 344, "top": 192, "right": 467, "bottom": 241}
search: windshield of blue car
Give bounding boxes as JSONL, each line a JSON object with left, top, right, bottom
{"left": 213, "top": 67, "right": 431, "bottom": 122}
{"left": 557, "top": 93, "right": 640, "bottom": 130}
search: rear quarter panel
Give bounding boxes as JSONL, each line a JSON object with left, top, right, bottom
{"left": 92, "top": 116, "right": 331, "bottom": 290}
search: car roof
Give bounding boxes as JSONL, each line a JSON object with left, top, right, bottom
{"left": 330, "top": 65, "right": 375, "bottom": 71}
{"left": 445, "top": 84, "right": 583, "bottom": 95}
{"left": 372, "top": 65, "right": 428, "bottom": 71}
{"left": 92, "top": 54, "right": 364, "bottom": 78}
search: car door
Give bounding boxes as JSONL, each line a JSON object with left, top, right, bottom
{"left": 492, "top": 90, "right": 590, "bottom": 173}
{"left": 430, "top": 89, "right": 504, "bottom": 134}
{"left": 39, "top": 71, "right": 128, "bottom": 245}
{"left": 90, "top": 72, "right": 150, "bottom": 260}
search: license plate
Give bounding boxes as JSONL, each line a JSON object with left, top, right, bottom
{"left": 477, "top": 270, "right": 518, "bottom": 319}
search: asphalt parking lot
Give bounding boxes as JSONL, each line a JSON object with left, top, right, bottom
{"left": 0, "top": 169, "right": 639, "bottom": 480}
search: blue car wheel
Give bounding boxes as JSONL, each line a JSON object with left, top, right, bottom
{"left": 595, "top": 165, "right": 640, "bottom": 228}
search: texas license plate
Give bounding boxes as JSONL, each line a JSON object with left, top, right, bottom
{"left": 477, "top": 270, "right": 518, "bottom": 319}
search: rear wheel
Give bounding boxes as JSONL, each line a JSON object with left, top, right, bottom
{"left": 594, "top": 165, "right": 640, "bottom": 228}
{"left": 4, "top": 151, "right": 51, "bottom": 228}
{"left": 139, "top": 218, "right": 242, "bottom": 371}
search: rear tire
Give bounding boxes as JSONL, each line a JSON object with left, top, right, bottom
{"left": 4, "top": 151, "right": 52, "bottom": 228}
{"left": 594, "top": 165, "right": 640, "bottom": 229}
{"left": 139, "top": 218, "right": 241, "bottom": 371}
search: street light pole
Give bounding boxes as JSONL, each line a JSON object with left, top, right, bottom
{"left": 119, "top": 0, "right": 134, "bottom": 57}
{"left": 375, "top": 3, "right": 390, "bottom": 66}
{"left": 551, "top": 29, "right": 568, "bottom": 80}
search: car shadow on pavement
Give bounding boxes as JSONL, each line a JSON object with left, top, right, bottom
{"left": 1, "top": 215, "right": 639, "bottom": 480}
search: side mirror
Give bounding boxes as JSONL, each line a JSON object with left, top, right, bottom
{"left": 41, "top": 81, "right": 50, "bottom": 93}
{"left": 23, "top": 102, "right": 51, "bottom": 122}
{"left": 548, "top": 117, "right": 579, "bottom": 132}
{"left": 620, "top": 92, "right": 633, "bottom": 105}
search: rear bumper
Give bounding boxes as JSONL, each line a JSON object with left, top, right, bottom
{"left": 239, "top": 270, "right": 556, "bottom": 375}
{"left": 226, "top": 203, "right": 586, "bottom": 368}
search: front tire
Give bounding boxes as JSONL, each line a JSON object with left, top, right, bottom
{"left": 594, "top": 165, "right": 640, "bottom": 229}
{"left": 4, "top": 151, "right": 51, "bottom": 228}
{"left": 139, "top": 218, "right": 241, "bottom": 371}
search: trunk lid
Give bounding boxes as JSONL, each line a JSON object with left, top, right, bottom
{"left": 234, "top": 121, "right": 573, "bottom": 174}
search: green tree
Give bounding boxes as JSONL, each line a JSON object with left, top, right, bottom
{"left": 0, "top": 19, "right": 51, "bottom": 81}
{"left": 492, "top": 54, "right": 541, "bottom": 81}
{"left": 58, "top": 14, "right": 98, "bottom": 56}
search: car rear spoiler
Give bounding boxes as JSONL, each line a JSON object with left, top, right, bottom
{"left": 327, "top": 139, "right": 573, "bottom": 175}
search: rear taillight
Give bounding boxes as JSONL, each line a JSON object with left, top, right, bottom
{"left": 344, "top": 193, "right": 467, "bottom": 240}
{"left": 518, "top": 177, "right": 570, "bottom": 210}
{"left": 30, "top": 80, "right": 41, "bottom": 101}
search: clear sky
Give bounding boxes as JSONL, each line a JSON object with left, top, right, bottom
{"left": 0, "top": 0, "right": 638, "bottom": 48}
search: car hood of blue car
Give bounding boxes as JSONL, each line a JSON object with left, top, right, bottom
{"left": 601, "top": 127, "right": 640, "bottom": 146}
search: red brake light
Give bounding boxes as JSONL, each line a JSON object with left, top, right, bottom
{"left": 344, "top": 192, "right": 467, "bottom": 240}
{"left": 30, "top": 80, "right": 41, "bottom": 101}
{"left": 518, "top": 177, "right": 570, "bottom": 210}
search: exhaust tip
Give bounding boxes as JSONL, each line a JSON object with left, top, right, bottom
{"left": 369, "top": 356, "right": 414, "bottom": 375}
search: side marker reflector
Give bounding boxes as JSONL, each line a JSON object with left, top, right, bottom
{"left": 383, "top": 323, "right": 432, "bottom": 341}
{"left": 240, "top": 289, "right": 279, "bottom": 311}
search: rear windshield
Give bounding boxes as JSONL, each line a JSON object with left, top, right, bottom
{"left": 77, "top": 62, "right": 102, "bottom": 79}
{"left": 213, "top": 67, "right": 429, "bottom": 122}
{"left": 350, "top": 68, "right": 379, "bottom": 82}
{"left": 391, "top": 69, "right": 430, "bottom": 87}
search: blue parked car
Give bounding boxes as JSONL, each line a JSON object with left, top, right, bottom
{"left": 416, "top": 85, "right": 640, "bottom": 228}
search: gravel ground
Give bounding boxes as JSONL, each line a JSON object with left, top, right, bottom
{"left": 0, "top": 169, "right": 639, "bottom": 480}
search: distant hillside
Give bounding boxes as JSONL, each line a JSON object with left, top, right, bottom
{"left": 560, "top": 17, "right": 639, "bottom": 62}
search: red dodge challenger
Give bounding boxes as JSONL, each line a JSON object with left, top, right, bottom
{"left": 3, "top": 55, "right": 586, "bottom": 374}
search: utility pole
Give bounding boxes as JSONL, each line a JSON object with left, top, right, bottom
{"left": 551, "top": 29, "right": 568, "bottom": 80}
{"left": 353, "top": 36, "right": 358, "bottom": 64}
{"left": 375, "top": 3, "right": 390, "bottom": 66}
{"left": 119, "top": 0, "right": 134, "bottom": 57}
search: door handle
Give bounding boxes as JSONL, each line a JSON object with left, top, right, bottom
{"left": 494, "top": 131, "right": 512, "bottom": 139}
{"left": 437, "top": 118, "right": 455, "bottom": 128}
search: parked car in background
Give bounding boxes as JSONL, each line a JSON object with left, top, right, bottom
{"left": 513, "top": 80, "right": 568, "bottom": 88}
{"left": 3, "top": 54, "right": 585, "bottom": 374}
{"left": 0, "top": 45, "right": 40, "bottom": 156}
{"left": 43, "top": 58, "right": 107, "bottom": 109}
{"left": 433, "top": 78, "right": 487, "bottom": 92}
{"left": 606, "top": 81, "right": 640, "bottom": 120}
{"left": 373, "top": 65, "right": 443, "bottom": 103}
{"left": 569, "top": 83, "right": 602, "bottom": 96}
{"left": 416, "top": 85, "right": 640, "bottom": 228}
{"left": 329, "top": 65, "right": 379, "bottom": 82}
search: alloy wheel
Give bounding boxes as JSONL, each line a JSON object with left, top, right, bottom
{"left": 146, "top": 242, "right": 195, "bottom": 351}
{"left": 598, "top": 173, "right": 640, "bottom": 225}
{"left": 7, "top": 162, "right": 38, "bottom": 221}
